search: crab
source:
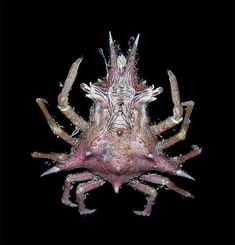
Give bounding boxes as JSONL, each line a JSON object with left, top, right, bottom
{"left": 32, "top": 32, "right": 201, "bottom": 216}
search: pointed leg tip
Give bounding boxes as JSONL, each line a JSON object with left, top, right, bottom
{"left": 68, "top": 203, "right": 78, "bottom": 208}
{"left": 40, "top": 166, "right": 60, "bottom": 177}
{"left": 31, "top": 152, "right": 37, "bottom": 158}
{"left": 80, "top": 208, "right": 97, "bottom": 215}
{"left": 133, "top": 210, "right": 150, "bottom": 216}
{"left": 192, "top": 144, "right": 202, "bottom": 153}
{"left": 189, "top": 193, "right": 195, "bottom": 199}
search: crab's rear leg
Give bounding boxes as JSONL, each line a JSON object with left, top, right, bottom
{"left": 35, "top": 98, "right": 77, "bottom": 146}
{"left": 129, "top": 180, "right": 157, "bottom": 216}
{"left": 76, "top": 179, "right": 105, "bottom": 215}
{"left": 57, "top": 58, "right": 88, "bottom": 132}
{"left": 159, "top": 101, "right": 195, "bottom": 150}
{"left": 151, "top": 70, "right": 184, "bottom": 135}
{"left": 61, "top": 172, "right": 96, "bottom": 207}
{"left": 140, "top": 174, "right": 194, "bottom": 198}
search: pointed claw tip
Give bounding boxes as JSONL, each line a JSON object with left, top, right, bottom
{"left": 134, "top": 33, "right": 140, "bottom": 46}
{"left": 109, "top": 31, "right": 113, "bottom": 45}
{"left": 176, "top": 169, "right": 195, "bottom": 181}
{"left": 40, "top": 166, "right": 60, "bottom": 177}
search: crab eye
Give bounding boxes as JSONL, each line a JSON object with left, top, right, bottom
{"left": 80, "top": 83, "right": 91, "bottom": 93}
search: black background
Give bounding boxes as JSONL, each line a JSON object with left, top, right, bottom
{"left": 1, "top": 1, "right": 234, "bottom": 245}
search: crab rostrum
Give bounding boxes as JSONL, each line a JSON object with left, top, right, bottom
{"left": 32, "top": 32, "right": 201, "bottom": 216}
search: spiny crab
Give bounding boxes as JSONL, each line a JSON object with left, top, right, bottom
{"left": 32, "top": 32, "right": 201, "bottom": 216}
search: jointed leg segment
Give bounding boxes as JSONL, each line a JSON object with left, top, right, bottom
{"left": 129, "top": 180, "right": 157, "bottom": 216}
{"left": 159, "top": 101, "right": 195, "bottom": 149}
{"left": 76, "top": 179, "right": 105, "bottom": 215}
{"left": 61, "top": 172, "right": 95, "bottom": 208}
{"left": 36, "top": 98, "right": 77, "bottom": 146}
{"left": 170, "top": 145, "right": 202, "bottom": 166}
{"left": 31, "top": 151, "right": 69, "bottom": 162}
{"left": 57, "top": 58, "right": 88, "bottom": 132}
{"left": 140, "top": 174, "right": 194, "bottom": 198}
{"left": 151, "top": 70, "right": 184, "bottom": 135}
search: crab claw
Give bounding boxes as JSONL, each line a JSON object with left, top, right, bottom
{"left": 176, "top": 169, "right": 195, "bottom": 181}
{"left": 41, "top": 166, "right": 60, "bottom": 177}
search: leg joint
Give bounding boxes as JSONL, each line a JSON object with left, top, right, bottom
{"left": 50, "top": 125, "right": 63, "bottom": 135}
{"left": 178, "top": 129, "right": 187, "bottom": 140}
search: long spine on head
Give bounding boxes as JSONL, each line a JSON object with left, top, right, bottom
{"left": 109, "top": 31, "right": 117, "bottom": 69}
{"left": 126, "top": 33, "right": 140, "bottom": 71}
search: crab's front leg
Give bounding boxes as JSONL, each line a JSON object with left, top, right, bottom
{"left": 76, "top": 179, "right": 105, "bottom": 215}
{"left": 151, "top": 70, "right": 184, "bottom": 135}
{"left": 129, "top": 180, "right": 157, "bottom": 216}
{"left": 57, "top": 58, "right": 88, "bottom": 132}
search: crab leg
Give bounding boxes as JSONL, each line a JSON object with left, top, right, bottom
{"left": 140, "top": 174, "right": 194, "bottom": 198}
{"left": 170, "top": 145, "right": 202, "bottom": 166}
{"left": 57, "top": 58, "right": 88, "bottom": 132}
{"left": 76, "top": 179, "right": 105, "bottom": 215}
{"left": 159, "top": 101, "right": 195, "bottom": 149}
{"left": 61, "top": 172, "right": 96, "bottom": 207}
{"left": 129, "top": 180, "right": 157, "bottom": 216}
{"left": 35, "top": 98, "right": 77, "bottom": 146}
{"left": 151, "top": 70, "right": 185, "bottom": 135}
{"left": 31, "top": 151, "right": 69, "bottom": 161}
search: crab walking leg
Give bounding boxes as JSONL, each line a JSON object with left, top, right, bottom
{"left": 61, "top": 172, "right": 96, "bottom": 207}
{"left": 171, "top": 145, "right": 202, "bottom": 166}
{"left": 151, "top": 70, "right": 185, "bottom": 135}
{"left": 159, "top": 101, "right": 195, "bottom": 149}
{"left": 36, "top": 98, "right": 77, "bottom": 146}
{"left": 31, "top": 152, "right": 69, "bottom": 161}
{"left": 129, "top": 180, "right": 157, "bottom": 216}
{"left": 57, "top": 58, "right": 88, "bottom": 132}
{"left": 76, "top": 179, "right": 105, "bottom": 215}
{"left": 140, "top": 174, "right": 194, "bottom": 198}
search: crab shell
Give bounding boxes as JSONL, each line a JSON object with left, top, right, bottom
{"left": 32, "top": 32, "right": 201, "bottom": 216}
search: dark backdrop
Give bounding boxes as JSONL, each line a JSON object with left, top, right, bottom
{"left": 1, "top": 1, "right": 234, "bottom": 245}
